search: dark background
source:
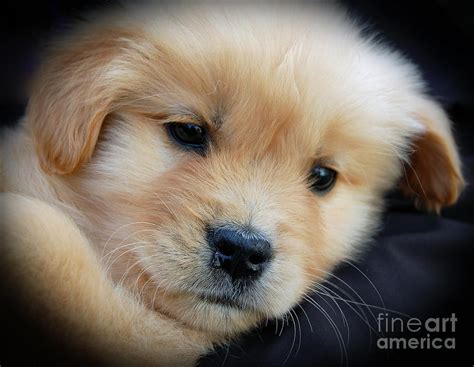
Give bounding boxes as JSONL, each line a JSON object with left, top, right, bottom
{"left": 1, "top": 1, "right": 473, "bottom": 366}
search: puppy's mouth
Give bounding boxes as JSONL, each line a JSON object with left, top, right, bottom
{"left": 196, "top": 292, "right": 246, "bottom": 309}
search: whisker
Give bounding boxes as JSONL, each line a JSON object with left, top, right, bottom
{"left": 292, "top": 309, "right": 303, "bottom": 358}
{"left": 117, "top": 255, "right": 155, "bottom": 289}
{"left": 132, "top": 261, "right": 159, "bottom": 299}
{"left": 102, "top": 228, "right": 158, "bottom": 264}
{"left": 304, "top": 274, "right": 380, "bottom": 341}
{"left": 314, "top": 292, "right": 413, "bottom": 319}
{"left": 297, "top": 303, "right": 314, "bottom": 333}
{"left": 104, "top": 242, "right": 154, "bottom": 276}
{"left": 304, "top": 271, "right": 372, "bottom": 333}
{"left": 309, "top": 283, "right": 350, "bottom": 344}
{"left": 321, "top": 270, "right": 381, "bottom": 329}
{"left": 282, "top": 310, "right": 297, "bottom": 365}
{"left": 303, "top": 294, "right": 347, "bottom": 367}
{"left": 100, "top": 221, "right": 158, "bottom": 259}
{"left": 342, "top": 260, "right": 386, "bottom": 311}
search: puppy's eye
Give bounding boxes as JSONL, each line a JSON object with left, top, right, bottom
{"left": 166, "top": 122, "right": 207, "bottom": 152}
{"left": 309, "top": 166, "right": 337, "bottom": 193}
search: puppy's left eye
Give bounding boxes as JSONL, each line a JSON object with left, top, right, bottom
{"left": 166, "top": 122, "right": 207, "bottom": 152}
{"left": 309, "top": 166, "right": 337, "bottom": 193}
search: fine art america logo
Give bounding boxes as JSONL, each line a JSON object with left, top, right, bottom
{"left": 376, "top": 313, "right": 457, "bottom": 350}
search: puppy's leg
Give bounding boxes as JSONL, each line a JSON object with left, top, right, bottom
{"left": 0, "top": 193, "right": 212, "bottom": 366}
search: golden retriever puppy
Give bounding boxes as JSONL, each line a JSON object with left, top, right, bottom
{"left": 0, "top": 2, "right": 464, "bottom": 365}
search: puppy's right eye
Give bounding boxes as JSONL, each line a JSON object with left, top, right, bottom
{"left": 309, "top": 165, "right": 337, "bottom": 193}
{"left": 166, "top": 122, "right": 208, "bottom": 153}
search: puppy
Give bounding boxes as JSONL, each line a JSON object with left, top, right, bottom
{"left": 0, "top": 3, "right": 464, "bottom": 365}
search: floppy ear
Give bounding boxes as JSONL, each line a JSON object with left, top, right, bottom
{"left": 27, "top": 27, "right": 134, "bottom": 175}
{"left": 400, "top": 97, "right": 465, "bottom": 213}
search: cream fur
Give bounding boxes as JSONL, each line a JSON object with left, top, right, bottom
{"left": 0, "top": 3, "right": 464, "bottom": 365}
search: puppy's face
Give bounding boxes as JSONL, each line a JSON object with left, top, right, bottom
{"left": 27, "top": 6, "right": 464, "bottom": 337}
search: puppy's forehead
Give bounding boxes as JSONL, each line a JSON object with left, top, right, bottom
{"left": 126, "top": 6, "right": 420, "bottom": 162}
{"left": 147, "top": 36, "right": 334, "bottom": 149}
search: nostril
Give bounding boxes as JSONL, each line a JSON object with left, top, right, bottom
{"left": 216, "top": 240, "right": 236, "bottom": 257}
{"left": 247, "top": 252, "right": 266, "bottom": 265}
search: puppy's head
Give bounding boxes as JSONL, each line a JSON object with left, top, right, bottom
{"left": 27, "top": 5, "right": 464, "bottom": 336}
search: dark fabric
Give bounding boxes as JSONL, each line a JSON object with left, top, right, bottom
{"left": 1, "top": 1, "right": 473, "bottom": 366}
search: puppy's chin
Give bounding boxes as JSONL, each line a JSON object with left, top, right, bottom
{"left": 146, "top": 287, "right": 266, "bottom": 336}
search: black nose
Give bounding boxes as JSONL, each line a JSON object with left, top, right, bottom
{"left": 209, "top": 227, "right": 272, "bottom": 280}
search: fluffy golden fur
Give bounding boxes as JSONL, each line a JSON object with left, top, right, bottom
{"left": 0, "top": 2, "right": 464, "bottom": 365}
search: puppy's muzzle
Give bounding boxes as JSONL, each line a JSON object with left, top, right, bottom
{"left": 208, "top": 227, "right": 272, "bottom": 280}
